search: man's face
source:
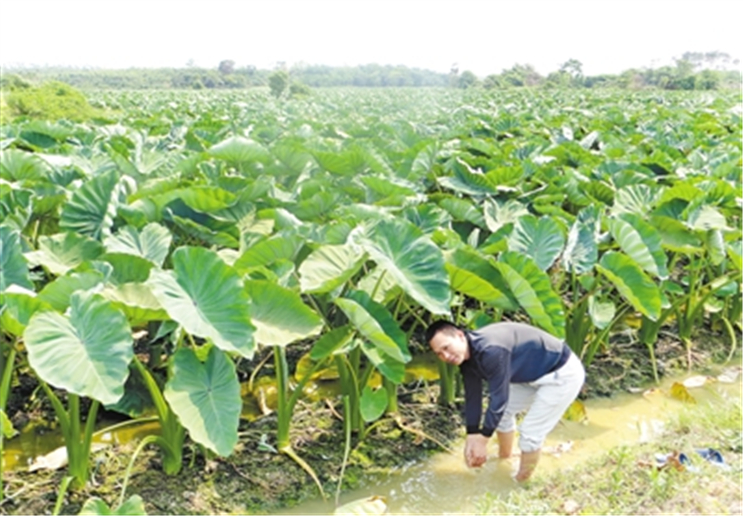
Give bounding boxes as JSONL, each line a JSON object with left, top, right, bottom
{"left": 429, "top": 329, "right": 469, "bottom": 366}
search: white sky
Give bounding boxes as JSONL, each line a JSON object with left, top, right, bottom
{"left": 1, "top": 0, "right": 741, "bottom": 77}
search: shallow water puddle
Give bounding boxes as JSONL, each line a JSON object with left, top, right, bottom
{"left": 277, "top": 373, "right": 741, "bottom": 515}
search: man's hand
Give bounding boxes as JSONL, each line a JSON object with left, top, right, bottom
{"left": 464, "top": 434, "right": 489, "bottom": 468}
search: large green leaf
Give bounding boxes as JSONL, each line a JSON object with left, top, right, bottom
{"left": 24, "top": 291, "right": 133, "bottom": 405}
{"left": 37, "top": 270, "right": 105, "bottom": 311}
{"left": 164, "top": 347, "right": 240, "bottom": 457}
{"left": 25, "top": 232, "right": 105, "bottom": 276}
{"left": 147, "top": 246, "right": 255, "bottom": 358}
{"left": 483, "top": 199, "right": 528, "bottom": 233}
{"left": 335, "top": 290, "right": 410, "bottom": 363}
{"left": 104, "top": 223, "right": 172, "bottom": 266}
{"left": 60, "top": 169, "right": 120, "bottom": 240}
{"left": 349, "top": 218, "right": 450, "bottom": 315}
{"left": 100, "top": 283, "right": 169, "bottom": 326}
{"left": 360, "top": 340, "right": 405, "bottom": 384}
{"left": 494, "top": 252, "right": 565, "bottom": 338}
{"left": 507, "top": 215, "right": 565, "bottom": 271}
{"left": 310, "top": 325, "right": 354, "bottom": 361}
{"left": 609, "top": 213, "right": 668, "bottom": 280}
{"left": 0, "top": 149, "right": 51, "bottom": 183}
{"left": 208, "top": 136, "right": 269, "bottom": 163}
{"left": 298, "top": 244, "right": 366, "bottom": 294}
{"left": 444, "top": 247, "right": 517, "bottom": 310}
{"left": 235, "top": 235, "right": 303, "bottom": 272}
{"left": 0, "top": 226, "right": 33, "bottom": 291}
{"left": 244, "top": 279, "right": 323, "bottom": 347}
{"left": 596, "top": 251, "right": 661, "bottom": 321}
{"left": 562, "top": 205, "right": 600, "bottom": 274}
{"left": 0, "top": 291, "right": 51, "bottom": 337}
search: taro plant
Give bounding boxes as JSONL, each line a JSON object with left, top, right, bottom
{"left": 23, "top": 291, "right": 134, "bottom": 488}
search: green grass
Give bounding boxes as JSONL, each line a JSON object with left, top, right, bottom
{"left": 476, "top": 392, "right": 742, "bottom": 515}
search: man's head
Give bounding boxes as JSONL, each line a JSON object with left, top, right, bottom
{"left": 426, "top": 320, "right": 470, "bottom": 366}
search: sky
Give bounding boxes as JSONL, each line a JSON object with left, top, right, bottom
{"left": 1, "top": 0, "right": 741, "bottom": 77}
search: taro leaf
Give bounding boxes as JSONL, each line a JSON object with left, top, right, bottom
{"left": 562, "top": 205, "right": 600, "bottom": 274}
{"left": 244, "top": 279, "right": 323, "bottom": 347}
{"left": 437, "top": 158, "right": 498, "bottom": 196}
{"left": 727, "top": 241, "right": 742, "bottom": 271}
{"left": 357, "top": 266, "right": 403, "bottom": 305}
{"left": 232, "top": 234, "right": 302, "bottom": 272}
{"left": 208, "top": 136, "right": 269, "bottom": 163}
{"left": 79, "top": 494, "right": 147, "bottom": 515}
{"left": 60, "top": 169, "right": 120, "bottom": 240}
{"left": 483, "top": 199, "right": 528, "bottom": 233}
{"left": 37, "top": 270, "right": 105, "bottom": 311}
{"left": 360, "top": 340, "right": 405, "bottom": 384}
{"left": 147, "top": 246, "right": 255, "bottom": 358}
{"left": 310, "top": 325, "right": 355, "bottom": 361}
{"left": 24, "top": 291, "right": 133, "bottom": 405}
{"left": 0, "top": 291, "right": 51, "bottom": 337}
{"left": 0, "top": 149, "right": 51, "bottom": 182}
{"left": 103, "top": 223, "right": 172, "bottom": 266}
{"left": 298, "top": 244, "right": 366, "bottom": 294}
{"left": 100, "top": 253, "right": 154, "bottom": 285}
{"left": 596, "top": 251, "right": 661, "bottom": 321}
{"left": 25, "top": 232, "right": 105, "bottom": 276}
{"left": 687, "top": 205, "right": 728, "bottom": 231}
{"left": 507, "top": 215, "right": 565, "bottom": 271}
{"left": 334, "top": 289, "right": 410, "bottom": 363}
{"left": 164, "top": 346, "right": 241, "bottom": 457}
{"left": 360, "top": 385, "right": 388, "bottom": 422}
{"left": 349, "top": 218, "right": 450, "bottom": 315}
{"left": 444, "top": 247, "right": 517, "bottom": 310}
{"left": 100, "top": 283, "right": 169, "bottom": 326}
{"left": 612, "top": 184, "right": 659, "bottom": 216}
{"left": 401, "top": 204, "right": 452, "bottom": 236}
{"left": 0, "top": 226, "right": 33, "bottom": 291}
{"left": 588, "top": 296, "right": 615, "bottom": 330}
{"left": 609, "top": 213, "right": 668, "bottom": 280}
{"left": 436, "top": 195, "right": 486, "bottom": 227}
{"left": 651, "top": 216, "right": 703, "bottom": 254}
{"left": 705, "top": 230, "right": 726, "bottom": 266}
{"left": 494, "top": 252, "right": 565, "bottom": 338}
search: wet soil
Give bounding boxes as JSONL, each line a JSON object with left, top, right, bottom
{"left": 1, "top": 325, "right": 738, "bottom": 515}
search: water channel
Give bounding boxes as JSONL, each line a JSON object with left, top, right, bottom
{"left": 279, "top": 371, "right": 741, "bottom": 515}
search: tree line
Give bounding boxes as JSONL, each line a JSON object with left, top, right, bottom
{"left": 4, "top": 53, "right": 740, "bottom": 91}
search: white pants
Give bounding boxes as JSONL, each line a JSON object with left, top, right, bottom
{"left": 495, "top": 352, "right": 585, "bottom": 452}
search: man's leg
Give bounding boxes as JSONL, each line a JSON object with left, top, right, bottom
{"left": 496, "top": 430, "right": 515, "bottom": 458}
{"left": 496, "top": 383, "right": 535, "bottom": 458}
{"left": 516, "top": 353, "right": 585, "bottom": 481}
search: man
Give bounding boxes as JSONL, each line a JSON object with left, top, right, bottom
{"left": 426, "top": 320, "right": 585, "bottom": 482}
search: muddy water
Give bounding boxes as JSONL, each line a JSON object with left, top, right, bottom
{"left": 278, "top": 374, "right": 742, "bottom": 515}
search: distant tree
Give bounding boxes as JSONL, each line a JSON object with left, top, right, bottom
{"left": 218, "top": 60, "right": 235, "bottom": 74}
{"left": 268, "top": 70, "right": 289, "bottom": 98}
{"left": 559, "top": 58, "right": 583, "bottom": 78}
{"left": 458, "top": 70, "right": 479, "bottom": 89}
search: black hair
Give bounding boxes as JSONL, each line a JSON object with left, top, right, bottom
{"left": 424, "top": 320, "right": 460, "bottom": 345}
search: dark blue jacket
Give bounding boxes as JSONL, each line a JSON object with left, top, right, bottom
{"left": 460, "top": 322, "right": 570, "bottom": 437}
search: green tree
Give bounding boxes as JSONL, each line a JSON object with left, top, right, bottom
{"left": 268, "top": 70, "right": 289, "bottom": 98}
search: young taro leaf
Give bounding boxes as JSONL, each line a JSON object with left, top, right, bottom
{"left": 298, "top": 244, "right": 366, "bottom": 294}
{"left": 164, "top": 347, "right": 241, "bottom": 457}
{"left": 103, "top": 223, "right": 172, "bottom": 267}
